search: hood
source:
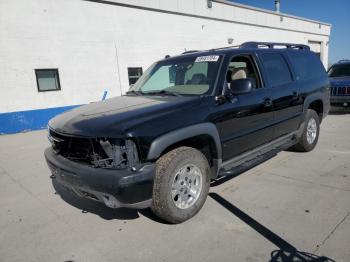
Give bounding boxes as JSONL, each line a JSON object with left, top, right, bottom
{"left": 49, "top": 95, "right": 201, "bottom": 137}
{"left": 329, "top": 76, "right": 350, "bottom": 87}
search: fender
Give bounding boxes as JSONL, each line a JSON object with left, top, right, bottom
{"left": 146, "top": 123, "right": 222, "bottom": 178}
{"left": 297, "top": 91, "right": 327, "bottom": 139}
{"left": 302, "top": 91, "right": 326, "bottom": 117}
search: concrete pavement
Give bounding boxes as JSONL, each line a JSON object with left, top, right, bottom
{"left": 0, "top": 110, "right": 349, "bottom": 262}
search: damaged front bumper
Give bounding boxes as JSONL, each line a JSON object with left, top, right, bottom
{"left": 45, "top": 147, "right": 155, "bottom": 209}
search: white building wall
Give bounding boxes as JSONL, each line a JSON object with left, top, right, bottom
{"left": 0, "top": 0, "right": 331, "bottom": 114}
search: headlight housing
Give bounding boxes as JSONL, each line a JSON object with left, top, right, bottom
{"left": 95, "top": 138, "right": 139, "bottom": 169}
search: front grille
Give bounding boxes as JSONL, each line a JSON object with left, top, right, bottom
{"left": 331, "top": 86, "right": 350, "bottom": 96}
{"left": 49, "top": 129, "right": 108, "bottom": 166}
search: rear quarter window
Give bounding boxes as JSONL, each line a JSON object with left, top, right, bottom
{"left": 288, "top": 51, "right": 326, "bottom": 80}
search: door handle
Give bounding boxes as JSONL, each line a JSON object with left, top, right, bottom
{"left": 264, "top": 98, "right": 272, "bottom": 107}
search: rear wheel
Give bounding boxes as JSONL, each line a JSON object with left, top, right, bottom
{"left": 151, "top": 147, "right": 210, "bottom": 224}
{"left": 292, "top": 109, "right": 320, "bottom": 152}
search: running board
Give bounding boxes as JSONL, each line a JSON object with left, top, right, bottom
{"left": 218, "top": 132, "right": 298, "bottom": 176}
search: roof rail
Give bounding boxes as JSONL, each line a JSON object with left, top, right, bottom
{"left": 209, "top": 45, "right": 240, "bottom": 51}
{"left": 182, "top": 50, "right": 200, "bottom": 54}
{"left": 240, "top": 41, "right": 310, "bottom": 50}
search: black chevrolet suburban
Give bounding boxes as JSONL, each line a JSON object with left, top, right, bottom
{"left": 45, "top": 42, "right": 330, "bottom": 223}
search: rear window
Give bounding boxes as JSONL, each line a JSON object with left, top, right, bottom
{"left": 288, "top": 51, "right": 326, "bottom": 80}
{"left": 260, "top": 53, "right": 292, "bottom": 87}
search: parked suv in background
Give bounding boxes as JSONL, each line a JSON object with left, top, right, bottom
{"left": 45, "top": 42, "right": 330, "bottom": 223}
{"left": 328, "top": 59, "right": 350, "bottom": 107}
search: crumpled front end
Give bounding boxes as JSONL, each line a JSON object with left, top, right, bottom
{"left": 48, "top": 128, "right": 140, "bottom": 170}
{"left": 45, "top": 128, "right": 155, "bottom": 209}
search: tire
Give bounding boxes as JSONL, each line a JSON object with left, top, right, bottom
{"left": 151, "top": 146, "right": 211, "bottom": 224}
{"left": 291, "top": 109, "right": 320, "bottom": 152}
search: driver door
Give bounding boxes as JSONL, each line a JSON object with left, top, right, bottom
{"left": 213, "top": 54, "right": 275, "bottom": 161}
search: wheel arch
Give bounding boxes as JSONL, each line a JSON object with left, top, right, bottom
{"left": 303, "top": 93, "right": 325, "bottom": 123}
{"left": 146, "top": 123, "right": 222, "bottom": 178}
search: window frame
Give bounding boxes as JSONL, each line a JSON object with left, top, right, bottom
{"left": 131, "top": 55, "right": 224, "bottom": 96}
{"left": 128, "top": 67, "right": 143, "bottom": 86}
{"left": 222, "top": 53, "right": 264, "bottom": 95}
{"left": 35, "top": 68, "right": 61, "bottom": 92}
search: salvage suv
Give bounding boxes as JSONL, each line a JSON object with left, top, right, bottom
{"left": 45, "top": 42, "right": 330, "bottom": 223}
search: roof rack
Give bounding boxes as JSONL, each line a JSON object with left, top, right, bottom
{"left": 183, "top": 45, "right": 241, "bottom": 54}
{"left": 240, "top": 41, "right": 310, "bottom": 50}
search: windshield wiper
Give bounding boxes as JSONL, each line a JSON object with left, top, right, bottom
{"left": 144, "top": 90, "right": 182, "bottom": 97}
{"left": 125, "top": 90, "right": 143, "bottom": 96}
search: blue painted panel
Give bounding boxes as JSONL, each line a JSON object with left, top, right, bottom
{"left": 0, "top": 105, "right": 81, "bottom": 134}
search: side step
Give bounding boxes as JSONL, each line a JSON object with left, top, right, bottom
{"left": 212, "top": 150, "right": 276, "bottom": 186}
{"left": 218, "top": 132, "right": 298, "bottom": 177}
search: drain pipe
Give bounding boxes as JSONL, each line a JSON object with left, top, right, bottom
{"left": 275, "top": 0, "right": 280, "bottom": 13}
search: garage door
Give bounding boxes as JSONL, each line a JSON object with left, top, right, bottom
{"left": 308, "top": 41, "right": 322, "bottom": 58}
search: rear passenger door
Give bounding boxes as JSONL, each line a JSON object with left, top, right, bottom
{"left": 259, "top": 52, "right": 303, "bottom": 138}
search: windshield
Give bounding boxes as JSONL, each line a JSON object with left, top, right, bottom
{"left": 130, "top": 55, "right": 222, "bottom": 95}
{"left": 328, "top": 64, "right": 350, "bottom": 77}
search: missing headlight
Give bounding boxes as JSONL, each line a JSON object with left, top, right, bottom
{"left": 93, "top": 139, "right": 139, "bottom": 169}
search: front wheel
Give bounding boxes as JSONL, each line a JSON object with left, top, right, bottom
{"left": 151, "top": 147, "right": 210, "bottom": 224}
{"left": 292, "top": 109, "right": 320, "bottom": 152}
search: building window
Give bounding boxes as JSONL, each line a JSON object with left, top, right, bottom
{"left": 128, "top": 67, "right": 143, "bottom": 85}
{"left": 35, "top": 69, "right": 61, "bottom": 92}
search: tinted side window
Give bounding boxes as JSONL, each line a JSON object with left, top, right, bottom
{"left": 288, "top": 51, "right": 326, "bottom": 80}
{"left": 260, "top": 53, "right": 292, "bottom": 87}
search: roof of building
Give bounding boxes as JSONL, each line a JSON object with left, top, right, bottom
{"left": 215, "top": 0, "right": 331, "bottom": 26}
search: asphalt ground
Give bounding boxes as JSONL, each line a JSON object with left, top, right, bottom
{"left": 0, "top": 108, "right": 349, "bottom": 262}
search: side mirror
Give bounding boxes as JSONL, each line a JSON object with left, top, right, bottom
{"left": 229, "top": 78, "right": 253, "bottom": 95}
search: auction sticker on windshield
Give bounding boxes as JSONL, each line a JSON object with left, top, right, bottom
{"left": 195, "top": 55, "right": 220, "bottom": 63}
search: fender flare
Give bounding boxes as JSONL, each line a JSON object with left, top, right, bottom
{"left": 147, "top": 122, "right": 222, "bottom": 160}
{"left": 302, "top": 92, "right": 327, "bottom": 124}
{"left": 297, "top": 92, "right": 326, "bottom": 139}
{"left": 303, "top": 92, "right": 325, "bottom": 115}
{"left": 146, "top": 123, "right": 222, "bottom": 178}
